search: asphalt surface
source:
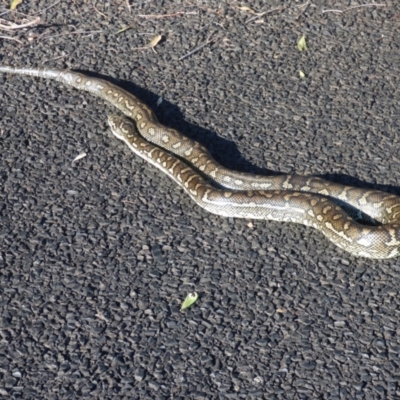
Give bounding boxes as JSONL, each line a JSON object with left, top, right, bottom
{"left": 1, "top": 1, "right": 400, "bottom": 399}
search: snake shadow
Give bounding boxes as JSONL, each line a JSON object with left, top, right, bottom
{"left": 85, "top": 70, "right": 400, "bottom": 198}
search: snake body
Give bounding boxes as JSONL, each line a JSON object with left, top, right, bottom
{"left": 2, "top": 66, "right": 400, "bottom": 259}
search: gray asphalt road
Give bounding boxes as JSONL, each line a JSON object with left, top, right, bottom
{"left": 1, "top": 1, "right": 400, "bottom": 398}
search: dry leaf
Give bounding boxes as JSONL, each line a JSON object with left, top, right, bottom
{"left": 115, "top": 26, "right": 133, "bottom": 35}
{"left": 10, "top": 0, "right": 23, "bottom": 10}
{"left": 72, "top": 152, "right": 87, "bottom": 163}
{"left": 146, "top": 34, "right": 162, "bottom": 48}
{"left": 238, "top": 6, "right": 255, "bottom": 13}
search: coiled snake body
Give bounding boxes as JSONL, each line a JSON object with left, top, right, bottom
{"left": 1, "top": 66, "right": 400, "bottom": 259}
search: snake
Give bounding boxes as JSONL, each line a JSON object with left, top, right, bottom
{"left": 1, "top": 66, "right": 400, "bottom": 259}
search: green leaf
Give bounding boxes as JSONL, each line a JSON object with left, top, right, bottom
{"left": 297, "top": 35, "right": 307, "bottom": 52}
{"left": 299, "top": 70, "right": 305, "bottom": 78}
{"left": 181, "top": 292, "right": 198, "bottom": 310}
{"left": 10, "top": 0, "right": 23, "bottom": 10}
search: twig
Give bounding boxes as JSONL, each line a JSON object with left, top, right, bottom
{"left": 126, "top": 0, "right": 152, "bottom": 6}
{"left": 296, "top": 1, "right": 310, "bottom": 20}
{"left": 138, "top": 11, "right": 198, "bottom": 19}
{"left": 0, "top": 35, "right": 24, "bottom": 44}
{"left": 246, "top": 7, "right": 283, "bottom": 24}
{"left": 321, "top": 9, "right": 343, "bottom": 14}
{"left": 344, "top": 3, "right": 386, "bottom": 11}
{"left": 92, "top": 3, "right": 108, "bottom": 19}
{"left": 322, "top": 3, "right": 386, "bottom": 13}
{"left": 0, "top": 17, "right": 41, "bottom": 31}
{"left": 246, "top": 12, "right": 265, "bottom": 24}
{"left": 179, "top": 33, "right": 218, "bottom": 61}
{"left": 42, "top": 54, "right": 69, "bottom": 64}
{"left": 116, "top": 28, "right": 159, "bottom": 35}
{"left": 135, "top": 32, "right": 160, "bottom": 35}
{"left": 126, "top": 0, "right": 131, "bottom": 14}
{"left": 193, "top": 19, "right": 218, "bottom": 37}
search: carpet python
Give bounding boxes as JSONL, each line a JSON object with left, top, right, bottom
{"left": 1, "top": 66, "right": 400, "bottom": 259}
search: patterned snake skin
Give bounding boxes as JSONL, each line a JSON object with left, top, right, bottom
{"left": 1, "top": 66, "right": 400, "bottom": 259}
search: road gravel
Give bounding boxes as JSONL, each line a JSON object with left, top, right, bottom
{"left": 1, "top": 1, "right": 400, "bottom": 399}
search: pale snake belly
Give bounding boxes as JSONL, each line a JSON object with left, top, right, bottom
{"left": 1, "top": 66, "right": 400, "bottom": 259}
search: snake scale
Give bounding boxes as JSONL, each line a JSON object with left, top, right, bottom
{"left": 2, "top": 66, "right": 400, "bottom": 259}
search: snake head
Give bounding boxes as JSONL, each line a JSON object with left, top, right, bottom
{"left": 107, "top": 114, "right": 136, "bottom": 140}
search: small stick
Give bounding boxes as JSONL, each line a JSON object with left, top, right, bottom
{"left": 322, "top": 3, "right": 386, "bottom": 13}
{"left": 344, "top": 3, "right": 386, "bottom": 11}
{"left": 0, "top": 16, "right": 41, "bottom": 31}
{"left": 138, "top": 11, "right": 198, "bottom": 19}
{"left": 296, "top": 1, "right": 310, "bottom": 20}
{"left": 246, "top": 7, "right": 283, "bottom": 24}
{"left": 126, "top": 0, "right": 152, "bottom": 5}
{"left": 93, "top": 4, "right": 108, "bottom": 19}
{"left": 0, "top": 35, "right": 23, "bottom": 44}
{"left": 42, "top": 54, "right": 69, "bottom": 64}
{"left": 126, "top": 0, "right": 131, "bottom": 14}
{"left": 179, "top": 33, "right": 218, "bottom": 61}
{"left": 194, "top": 20, "right": 215, "bottom": 37}
{"left": 321, "top": 9, "right": 342, "bottom": 14}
